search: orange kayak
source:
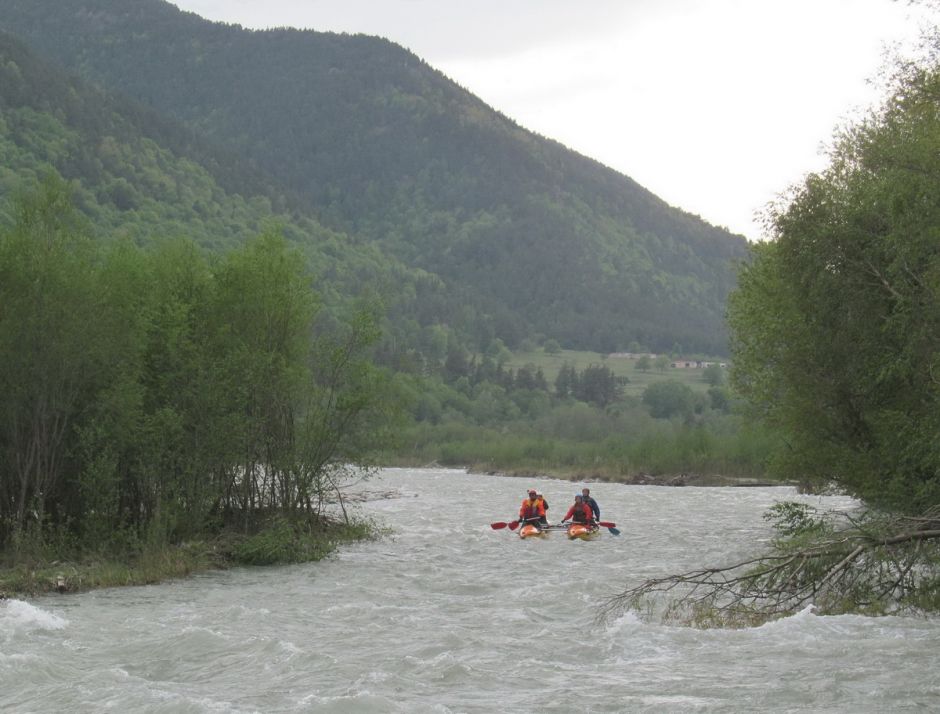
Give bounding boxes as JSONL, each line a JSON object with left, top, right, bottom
{"left": 518, "top": 523, "right": 549, "bottom": 538}
{"left": 566, "top": 523, "right": 599, "bottom": 540}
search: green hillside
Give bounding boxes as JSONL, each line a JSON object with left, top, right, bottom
{"left": 0, "top": 0, "right": 749, "bottom": 355}
{"left": 0, "top": 30, "right": 432, "bottom": 318}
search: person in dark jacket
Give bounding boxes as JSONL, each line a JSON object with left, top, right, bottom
{"left": 581, "top": 487, "right": 600, "bottom": 521}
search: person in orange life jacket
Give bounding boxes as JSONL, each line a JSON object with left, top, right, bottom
{"left": 581, "top": 487, "right": 600, "bottom": 521}
{"left": 535, "top": 493, "right": 549, "bottom": 524}
{"left": 519, "top": 489, "right": 546, "bottom": 527}
{"left": 561, "top": 494, "right": 594, "bottom": 525}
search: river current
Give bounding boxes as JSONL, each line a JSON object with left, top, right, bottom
{"left": 2, "top": 467, "right": 939, "bottom": 713}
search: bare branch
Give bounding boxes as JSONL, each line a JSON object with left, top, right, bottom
{"left": 600, "top": 513, "right": 940, "bottom": 627}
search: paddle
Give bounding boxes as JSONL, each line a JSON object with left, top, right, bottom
{"left": 490, "top": 520, "right": 521, "bottom": 530}
{"left": 490, "top": 522, "right": 508, "bottom": 530}
{"left": 598, "top": 521, "right": 621, "bottom": 535}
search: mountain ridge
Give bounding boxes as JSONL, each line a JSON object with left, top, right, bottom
{"left": 0, "top": 0, "right": 748, "bottom": 354}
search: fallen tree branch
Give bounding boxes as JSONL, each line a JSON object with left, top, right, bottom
{"left": 600, "top": 508, "right": 940, "bottom": 627}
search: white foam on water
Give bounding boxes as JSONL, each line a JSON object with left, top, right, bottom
{"left": 1, "top": 599, "right": 68, "bottom": 634}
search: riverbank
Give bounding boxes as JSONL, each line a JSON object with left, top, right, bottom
{"left": 481, "top": 468, "right": 793, "bottom": 488}
{"left": 396, "top": 457, "right": 791, "bottom": 488}
{"left": 0, "top": 520, "right": 375, "bottom": 599}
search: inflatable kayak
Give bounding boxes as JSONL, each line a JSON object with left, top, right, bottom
{"left": 566, "top": 523, "right": 600, "bottom": 540}
{"left": 518, "top": 523, "right": 549, "bottom": 538}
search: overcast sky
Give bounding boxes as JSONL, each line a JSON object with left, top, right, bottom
{"left": 170, "top": 0, "right": 933, "bottom": 240}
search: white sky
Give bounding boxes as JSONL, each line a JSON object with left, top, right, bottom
{"left": 170, "top": 0, "right": 934, "bottom": 240}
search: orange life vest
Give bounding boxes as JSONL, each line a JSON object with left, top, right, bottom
{"left": 520, "top": 498, "right": 545, "bottom": 520}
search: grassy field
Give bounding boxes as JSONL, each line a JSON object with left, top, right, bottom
{"left": 507, "top": 349, "right": 724, "bottom": 397}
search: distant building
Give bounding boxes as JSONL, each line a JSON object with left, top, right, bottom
{"left": 670, "top": 359, "right": 729, "bottom": 369}
{"left": 670, "top": 360, "right": 698, "bottom": 369}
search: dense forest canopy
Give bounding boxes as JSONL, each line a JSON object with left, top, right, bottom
{"left": 0, "top": 0, "right": 748, "bottom": 355}
{"left": 0, "top": 29, "right": 458, "bottom": 351}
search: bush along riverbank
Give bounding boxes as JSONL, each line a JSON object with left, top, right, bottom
{"left": 382, "top": 413, "right": 786, "bottom": 488}
{"left": 0, "top": 518, "right": 377, "bottom": 599}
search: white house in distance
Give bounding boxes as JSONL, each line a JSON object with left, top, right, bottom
{"left": 608, "top": 353, "right": 727, "bottom": 369}
{"left": 670, "top": 359, "right": 728, "bottom": 369}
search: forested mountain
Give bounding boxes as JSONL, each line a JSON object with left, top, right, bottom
{"left": 0, "top": 30, "right": 431, "bottom": 317}
{"left": 0, "top": 0, "right": 749, "bottom": 354}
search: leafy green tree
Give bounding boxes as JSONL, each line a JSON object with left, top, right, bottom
{"left": 0, "top": 176, "right": 112, "bottom": 539}
{"left": 575, "top": 364, "right": 622, "bottom": 408}
{"left": 707, "top": 386, "right": 732, "bottom": 413}
{"left": 728, "top": 55, "right": 940, "bottom": 512}
{"left": 514, "top": 363, "right": 546, "bottom": 391}
{"left": 291, "top": 302, "right": 404, "bottom": 520}
{"left": 554, "top": 362, "right": 578, "bottom": 399}
{"left": 635, "top": 355, "right": 652, "bottom": 372}
{"left": 443, "top": 343, "right": 471, "bottom": 382}
{"left": 642, "top": 381, "right": 695, "bottom": 419}
{"left": 485, "top": 338, "right": 511, "bottom": 367}
{"left": 702, "top": 363, "right": 724, "bottom": 387}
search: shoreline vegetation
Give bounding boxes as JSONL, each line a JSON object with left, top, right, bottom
{"left": 388, "top": 457, "right": 792, "bottom": 488}
{"left": 0, "top": 519, "right": 376, "bottom": 600}
{"left": 0, "top": 179, "right": 397, "bottom": 602}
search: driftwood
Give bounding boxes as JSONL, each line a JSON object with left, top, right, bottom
{"left": 600, "top": 507, "right": 940, "bottom": 627}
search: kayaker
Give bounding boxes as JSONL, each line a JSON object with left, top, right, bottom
{"left": 535, "top": 493, "right": 549, "bottom": 524}
{"left": 562, "top": 494, "right": 594, "bottom": 525}
{"left": 581, "top": 487, "right": 600, "bottom": 521}
{"left": 519, "top": 489, "right": 546, "bottom": 526}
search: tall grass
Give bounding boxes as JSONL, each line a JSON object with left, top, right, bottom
{"left": 394, "top": 409, "right": 776, "bottom": 480}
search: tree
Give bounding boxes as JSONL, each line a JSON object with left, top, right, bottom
{"left": 443, "top": 343, "right": 471, "bottom": 382}
{"left": 635, "top": 355, "right": 652, "bottom": 372}
{"left": 728, "top": 53, "right": 940, "bottom": 513}
{"left": 291, "top": 302, "right": 404, "bottom": 522}
{"left": 642, "top": 381, "right": 694, "bottom": 419}
{"left": 702, "top": 363, "right": 723, "bottom": 387}
{"left": 575, "top": 364, "right": 622, "bottom": 408}
{"left": 0, "top": 176, "right": 114, "bottom": 540}
{"left": 554, "top": 362, "right": 578, "bottom": 399}
{"left": 609, "top": 38, "right": 940, "bottom": 626}
{"left": 514, "top": 363, "right": 546, "bottom": 391}
{"left": 707, "top": 386, "right": 731, "bottom": 413}
{"left": 485, "top": 338, "right": 511, "bottom": 367}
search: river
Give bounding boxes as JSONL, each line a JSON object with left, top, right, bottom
{"left": 2, "top": 467, "right": 939, "bottom": 712}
